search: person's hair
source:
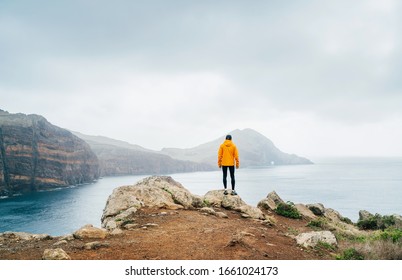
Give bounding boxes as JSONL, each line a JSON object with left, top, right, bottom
{"left": 225, "top": 135, "right": 232, "bottom": 140}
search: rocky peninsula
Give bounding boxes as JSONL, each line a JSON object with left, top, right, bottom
{"left": 1, "top": 176, "right": 401, "bottom": 260}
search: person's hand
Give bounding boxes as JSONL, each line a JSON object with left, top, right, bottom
{"left": 236, "top": 165, "right": 239, "bottom": 169}
{"left": 218, "top": 165, "right": 222, "bottom": 168}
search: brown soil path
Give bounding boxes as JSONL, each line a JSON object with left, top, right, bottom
{"left": 0, "top": 207, "right": 335, "bottom": 260}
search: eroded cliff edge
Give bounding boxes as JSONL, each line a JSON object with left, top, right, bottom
{"left": 0, "top": 110, "right": 99, "bottom": 196}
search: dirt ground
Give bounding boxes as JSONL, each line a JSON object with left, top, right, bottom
{"left": 0, "top": 207, "right": 337, "bottom": 260}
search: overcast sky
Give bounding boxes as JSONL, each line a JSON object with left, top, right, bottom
{"left": 1, "top": 0, "right": 401, "bottom": 158}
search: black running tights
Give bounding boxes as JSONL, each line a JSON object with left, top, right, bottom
{"left": 222, "top": 166, "right": 235, "bottom": 190}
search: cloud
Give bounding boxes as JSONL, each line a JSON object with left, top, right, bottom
{"left": 1, "top": 0, "right": 401, "bottom": 155}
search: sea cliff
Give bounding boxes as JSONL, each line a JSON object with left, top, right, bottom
{"left": 0, "top": 110, "right": 99, "bottom": 196}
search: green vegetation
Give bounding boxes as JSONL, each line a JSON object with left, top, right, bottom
{"left": 202, "top": 199, "right": 211, "bottom": 207}
{"left": 337, "top": 228, "right": 402, "bottom": 260}
{"left": 275, "top": 201, "right": 301, "bottom": 219}
{"left": 374, "top": 228, "right": 402, "bottom": 243}
{"left": 336, "top": 248, "right": 364, "bottom": 260}
{"left": 316, "top": 241, "right": 337, "bottom": 252}
{"left": 307, "top": 218, "right": 326, "bottom": 230}
{"left": 357, "top": 214, "right": 395, "bottom": 230}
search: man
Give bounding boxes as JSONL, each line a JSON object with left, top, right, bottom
{"left": 218, "top": 134, "right": 240, "bottom": 195}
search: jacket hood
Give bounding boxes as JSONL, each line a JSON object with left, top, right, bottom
{"left": 223, "top": 139, "right": 233, "bottom": 147}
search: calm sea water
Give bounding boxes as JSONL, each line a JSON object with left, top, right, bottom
{"left": 0, "top": 157, "right": 401, "bottom": 236}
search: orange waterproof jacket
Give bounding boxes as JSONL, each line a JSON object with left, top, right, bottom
{"left": 218, "top": 140, "right": 240, "bottom": 168}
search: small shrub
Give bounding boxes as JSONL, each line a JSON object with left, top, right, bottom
{"left": 375, "top": 228, "right": 402, "bottom": 243}
{"left": 357, "top": 216, "right": 379, "bottom": 230}
{"left": 307, "top": 218, "right": 326, "bottom": 230}
{"left": 316, "top": 241, "right": 336, "bottom": 252}
{"left": 336, "top": 248, "right": 364, "bottom": 260}
{"left": 357, "top": 214, "right": 395, "bottom": 230}
{"left": 275, "top": 202, "right": 301, "bottom": 219}
{"left": 379, "top": 215, "right": 396, "bottom": 229}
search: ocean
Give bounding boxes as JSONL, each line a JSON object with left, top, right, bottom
{"left": 0, "top": 157, "right": 401, "bottom": 236}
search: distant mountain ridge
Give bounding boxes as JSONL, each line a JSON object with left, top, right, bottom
{"left": 74, "top": 128, "right": 312, "bottom": 177}
{"left": 72, "top": 132, "right": 213, "bottom": 176}
{"left": 161, "top": 128, "right": 312, "bottom": 167}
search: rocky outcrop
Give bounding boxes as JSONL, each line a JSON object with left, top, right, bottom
{"left": 42, "top": 248, "right": 71, "bottom": 260}
{"left": 359, "top": 210, "right": 374, "bottom": 221}
{"left": 0, "top": 231, "right": 52, "bottom": 242}
{"left": 0, "top": 110, "right": 99, "bottom": 196}
{"left": 257, "top": 191, "right": 284, "bottom": 211}
{"left": 296, "top": 231, "right": 337, "bottom": 248}
{"left": 200, "top": 207, "right": 229, "bottom": 218}
{"left": 203, "top": 190, "right": 267, "bottom": 220}
{"left": 101, "top": 176, "right": 272, "bottom": 231}
{"left": 101, "top": 176, "right": 204, "bottom": 230}
{"left": 357, "top": 210, "right": 402, "bottom": 230}
{"left": 257, "top": 192, "right": 362, "bottom": 237}
{"left": 73, "top": 225, "right": 108, "bottom": 239}
{"left": 307, "top": 203, "right": 325, "bottom": 216}
{"left": 294, "top": 204, "right": 316, "bottom": 219}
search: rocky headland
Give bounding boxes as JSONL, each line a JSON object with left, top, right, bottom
{"left": 1, "top": 176, "right": 401, "bottom": 260}
{"left": 72, "top": 132, "right": 213, "bottom": 177}
{"left": 0, "top": 110, "right": 99, "bottom": 196}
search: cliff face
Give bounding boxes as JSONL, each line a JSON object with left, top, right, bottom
{"left": 0, "top": 110, "right": 99, "bottom": 196}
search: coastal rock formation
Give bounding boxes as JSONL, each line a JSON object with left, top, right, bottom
{"left": 296, "top": 231, "right": 337, "bottom": 248}
{"left": 203, "top": 190, "right": 266, "bottom": 220}
{"left": 307, "top": 203, "right": 325, "bottom": 216}
{"left": 101, "top": 176, "right": 271, "bottom": 231}
{"left": 73, "top": 225, "right": 108, "bottom": 239}
{"left": 0, "top": 232, "right": 52, "bottom": 242}
{"left": 0, "top": 110, "right": 99, "bottom": 196}
{"left": 42, "top": 248, "right": 71, "bottom": 260}
{"left": 257, "top": 191, "right": 284, "bottom": 211}
{"left": 200, "top": 207, "right": 229, "bottom": 218}
{"left": 359, "top": 210, "right": 374, "bottom": 221}
{"left": 101, "top": 176, "right": 204, "bottom": 230}
{"left": 257, "top": 192, "right": 361, "bottom": 237}
{"left": 357, "top": 210, "right": 402, "bottom": 230}
{"left": 294, "top": 204, "right": 316, "bottom": 219}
